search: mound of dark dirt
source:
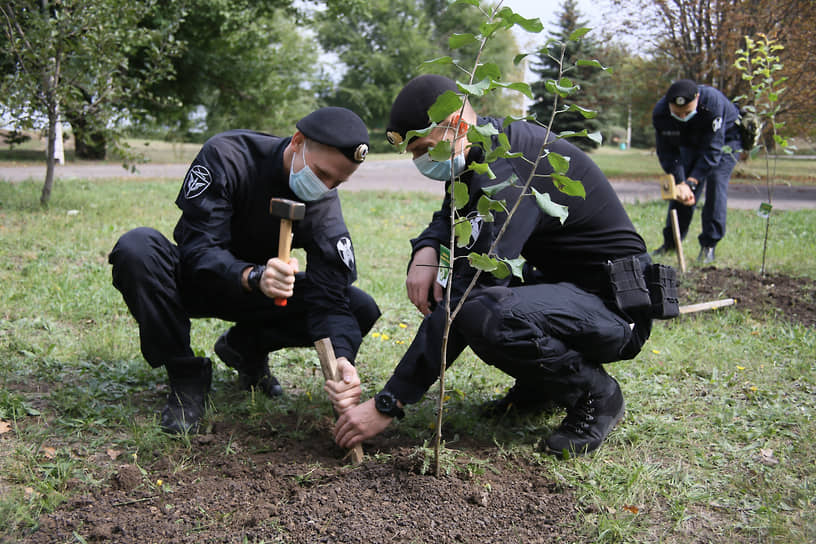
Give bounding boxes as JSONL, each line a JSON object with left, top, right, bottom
{"left": 678, "top": 266, "right": 816, "bottom": 327}
{"left": 12, "top": 266, "right": 813, "bottom": 544}
{"left": 24, "top": 427, "right": 578, "bottom": 544}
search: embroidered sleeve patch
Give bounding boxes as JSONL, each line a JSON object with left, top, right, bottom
{"left": 184, "top": 165, "right": 212, "bottom": 199}
{"left": 336, "top": 237, "right": 355, "bottom": 270}
{"left": 712, "top": 117, "right": 723, "bottom": 133}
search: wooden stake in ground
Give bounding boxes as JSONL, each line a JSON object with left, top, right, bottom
{"left": 670, "top": 209, "right": 686, "bottom": 273}
{"left": 679, "top": 298, "right": 736, "bottom": 314}
{"left": 314, "top": 338, "right": 364, "bottom": 465}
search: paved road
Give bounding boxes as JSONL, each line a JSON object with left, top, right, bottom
{"left": 2, "top": 160, "right": 815, "bottom": 210}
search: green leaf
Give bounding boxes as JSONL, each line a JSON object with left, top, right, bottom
{"left": 451, "top": 180, "right": 470, "bottom": 209}
{"left": 458, "top": 78, "right": 491, "bottom": 97}
{"left": 467, "top": 252, "right": 503, "bottom": 274}
{"left": 428, "top": 91, "right": 463, "bottom": 123}
{"left": 551, "top": 173, "right": 586, "bottom": 198}
{"left": 547, "top": 152, "right": 570, "bottom": 174}
{"left": 588, "top": 131, "right": 603, "bottom": 144}
{"left": 532, "top": 188, "right": 569, "bottom": 224}
{"left": 576, "top": 59, "right": 610, "bottom": 72}
{"left": 422, "top": 56, "right": 454, "bottom": 68}
{"left": 474, "top": 62, "right": 502, "bottom": 82}
{"left": 567, "top": 104, "right": 598, "bottom": 119}
{"left": 490, "top": 80, "right": 533, "bottom": 99}
{"left": 477, "top": 195, "right": 507, "bottom": 222}
{"left": 501, "top": 256, "right": 526, "bottom": 281}
{"left": 468, "top": 161, "right": 495, "bottom": 179}
{"left": 449, "top": 33, "right": 478, "bottom": 49}
{"left": 455, "top": 220, "right": 473, "bottom": 247}
{"left": 467, "top": 122, "right": 499, "bottom": 146}
{"left": 568, "top": 27, "right": 591, "bottom": 41}
{"left": 496, "top": 8, "right": 544, "bottom": 33}
{"left": 513, "top": 53, "right": 531, "bottom": 66}
{"left": 451, "top": 0, "right": 480, "bottom": 6}
{"left": 479, "top": 21, "right": 505, "bottom": 38}
{"left": 502, "top": 114, "right": 535, "bottom": 128}
{"left": 428, "top": 140, "right": 452, "bottom": 163}
{"left": 482, "top": 174, "right": 518, "bottom": 196}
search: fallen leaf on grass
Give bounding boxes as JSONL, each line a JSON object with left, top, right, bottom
{"left": 0, "top": 420, "right": 11, "bottom": 434}
{"left": 41, "top": 446, "right": 57, "bottom": 459}
{"left": 759, "top": 448, "right": 779, "bottom": 466}
{"left": 622, "top": 504, "right": 640, "bottom": 514}
{"left": 107, "top": 449, "right": 122, "bottom": 460}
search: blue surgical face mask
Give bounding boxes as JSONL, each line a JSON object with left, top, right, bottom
{"left": 289, "top": 142, "right": 330, "bottom": 201}
{"left": 413, "top": 151, "right": 466, "bottom": 181}
{"left": 671, "top": 109, "right": 698, "bottom": 123}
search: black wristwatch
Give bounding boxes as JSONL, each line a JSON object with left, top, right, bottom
{"left": 374, "top": 390, "right": 405, "bottom": 420}
{"left": 684, "top": 178, "right": 698, "bottom": 192}
{"left": 247, "top": 264, "right": 265, "bottom": 292}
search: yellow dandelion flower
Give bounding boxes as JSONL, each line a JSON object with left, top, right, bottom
{"left": 651, "top": 349, "right": 660, "bottom": 355}
{"left": 399, "top": 323, "right": 408, "bottom": 328}
{"left": 737, "top": 366, "right": 745, "bottom": 370}
{"left": 371, "top": 332, "right": 380, "bottom": 338}
{"left": 749, "top": 386, "right": 758, "bottom": 392}
{"left": 156, "top": 479, "right": 163, "bottom": 486}
{"left": 381, "top": 334, "right": 390, "bottom": 340}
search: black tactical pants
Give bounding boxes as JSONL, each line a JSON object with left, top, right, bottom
{"left": 453, "top": 282, "right": 651, "bottom": 402}
{"left": 109, "top": 227, "right": 380, "bottom": 376}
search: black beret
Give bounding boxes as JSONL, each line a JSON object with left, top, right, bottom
{"left": 386, "top": 74, "right": 459, "bottom": 145}
{"left": 666, "top": 79, "right": 699, "bottom": 106}
{"left": 296, "top": 106, "right": 369, "bottom": 163}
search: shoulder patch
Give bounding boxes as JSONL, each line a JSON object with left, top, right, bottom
{"left": 712, "top": 116, "right": 723, "bottom": 133}
{"left": 184, "top": 165, "right": 211, "bottom": 199}
{"left": 336, "top": 237, "right": 355, "bottom": 270}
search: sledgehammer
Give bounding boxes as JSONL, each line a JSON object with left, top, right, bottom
{"left": 315, "top": 338, "right": 365, "bottom": 465}
{"left": 269, "top": 198, "right": 306, "bottom": 306}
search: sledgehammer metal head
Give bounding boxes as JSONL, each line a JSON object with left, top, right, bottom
{"left": 269, "top": 198, "right": 306, "bottom": 221}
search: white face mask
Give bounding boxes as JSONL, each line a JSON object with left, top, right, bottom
{"left": 289, "top": 142, "right": 330, "bottom": 201}
{"left": 412, "top": 151, "right": 467, "bottom": 181}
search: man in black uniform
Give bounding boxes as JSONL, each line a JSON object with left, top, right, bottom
{"left": 651, "top": 79, "right": 742, "bottom": 263}
{"left": 329, "top": 75, "right": 656, "bottom": 457}
{"left": 109, "top": 107, "right": 380, "bottom": 434}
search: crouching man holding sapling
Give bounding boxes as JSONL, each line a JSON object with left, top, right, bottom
{"left": 328, "top": 75, "right": 677, "bottom": 457}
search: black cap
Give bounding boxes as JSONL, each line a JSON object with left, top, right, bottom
{"left": 386, "top": 74, "right": 459, "bottom": 145}
{"left": 296, "top": 107, "right": 369, "bottom": 163}
{"left": 666, "top": 79, "right": 699, "bottom": 106}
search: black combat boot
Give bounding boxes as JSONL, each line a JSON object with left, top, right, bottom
{"left": 698, "top": 246, "right": 715, "bottom": 264}
{"left": 543, "top": 372, "right": 625, "bottom": 458}
{"left": 481, "top": 383, "right": 559, "bottom": 418}
{"left": 215, "top": 330, "right": 283, "bottom": 397}
{"left": 160, "top": 358, "right": 212, "bottom": 434}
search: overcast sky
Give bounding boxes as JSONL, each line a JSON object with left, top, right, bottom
{"left": 500, "top": 0, "right": 609, "bottom": 50}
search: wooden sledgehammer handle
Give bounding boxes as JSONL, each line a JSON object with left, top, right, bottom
{"left": 274, "top": 218, "right": 293, "bottom": 306}
{"left": 314, "top": 338, "right": 364, "bottom": 465}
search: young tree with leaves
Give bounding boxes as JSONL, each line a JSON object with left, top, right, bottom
{"left": 332, "top": 2, "right": 670, "bottom": 466}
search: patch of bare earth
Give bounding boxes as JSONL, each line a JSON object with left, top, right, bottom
{"left": 8, "top": 266, "right": 813, "bottom": 544}
{"left": 19, "top": 424, "right": 578, "bottom": 544}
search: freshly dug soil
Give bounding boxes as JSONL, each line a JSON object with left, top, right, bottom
{"left": 11, "top": 267, "right": 814, "bottom": 544}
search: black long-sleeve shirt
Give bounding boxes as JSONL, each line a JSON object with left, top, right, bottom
{"left": 172, "top": 129, "right": 363, "bottom": 360}
{"left": 385, "top": 117, "right": 647, "bottom": 403}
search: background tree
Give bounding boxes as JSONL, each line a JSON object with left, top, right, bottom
{"left": 132, "top": 0, "right": 324, "bottom": 142}
{"left": 314, "top": 0, "right": 524, "bottom": 151}
{"left": 0, "top": 0, "right": 180, "bottom": 204}
{"left": 528, "top": 0, "right": 606, "bottom": 150}
{"left": 609, "top": 0, "right": 816, "bottom": 141}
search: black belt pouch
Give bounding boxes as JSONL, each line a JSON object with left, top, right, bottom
{"left": 605, "top": 256, "right": 651, "bottom": 314}
{"left": 644, "top": 263, "right": 679, "bottom": 319}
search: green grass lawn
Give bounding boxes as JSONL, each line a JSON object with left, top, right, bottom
{"left": 0, "top": 178, "right": 814, "bottom": 542}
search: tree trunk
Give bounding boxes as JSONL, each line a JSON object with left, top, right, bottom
{"left": 41, "top": 105, "right": 57, "bottom": 207}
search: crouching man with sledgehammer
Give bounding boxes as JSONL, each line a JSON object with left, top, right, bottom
{"left": 109, "top": 107, "right": 381, "bottom": 434}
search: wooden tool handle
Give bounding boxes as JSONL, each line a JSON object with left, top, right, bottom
{"left": 274, "top": 219, "right": 293, "bottom": 306}
{"left": 314, "top": 338, "right": 364, "bottom": 465}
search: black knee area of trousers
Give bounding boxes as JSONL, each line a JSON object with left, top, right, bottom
{"left": 349, "top": 285, "right": 381, "bottom": 337}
